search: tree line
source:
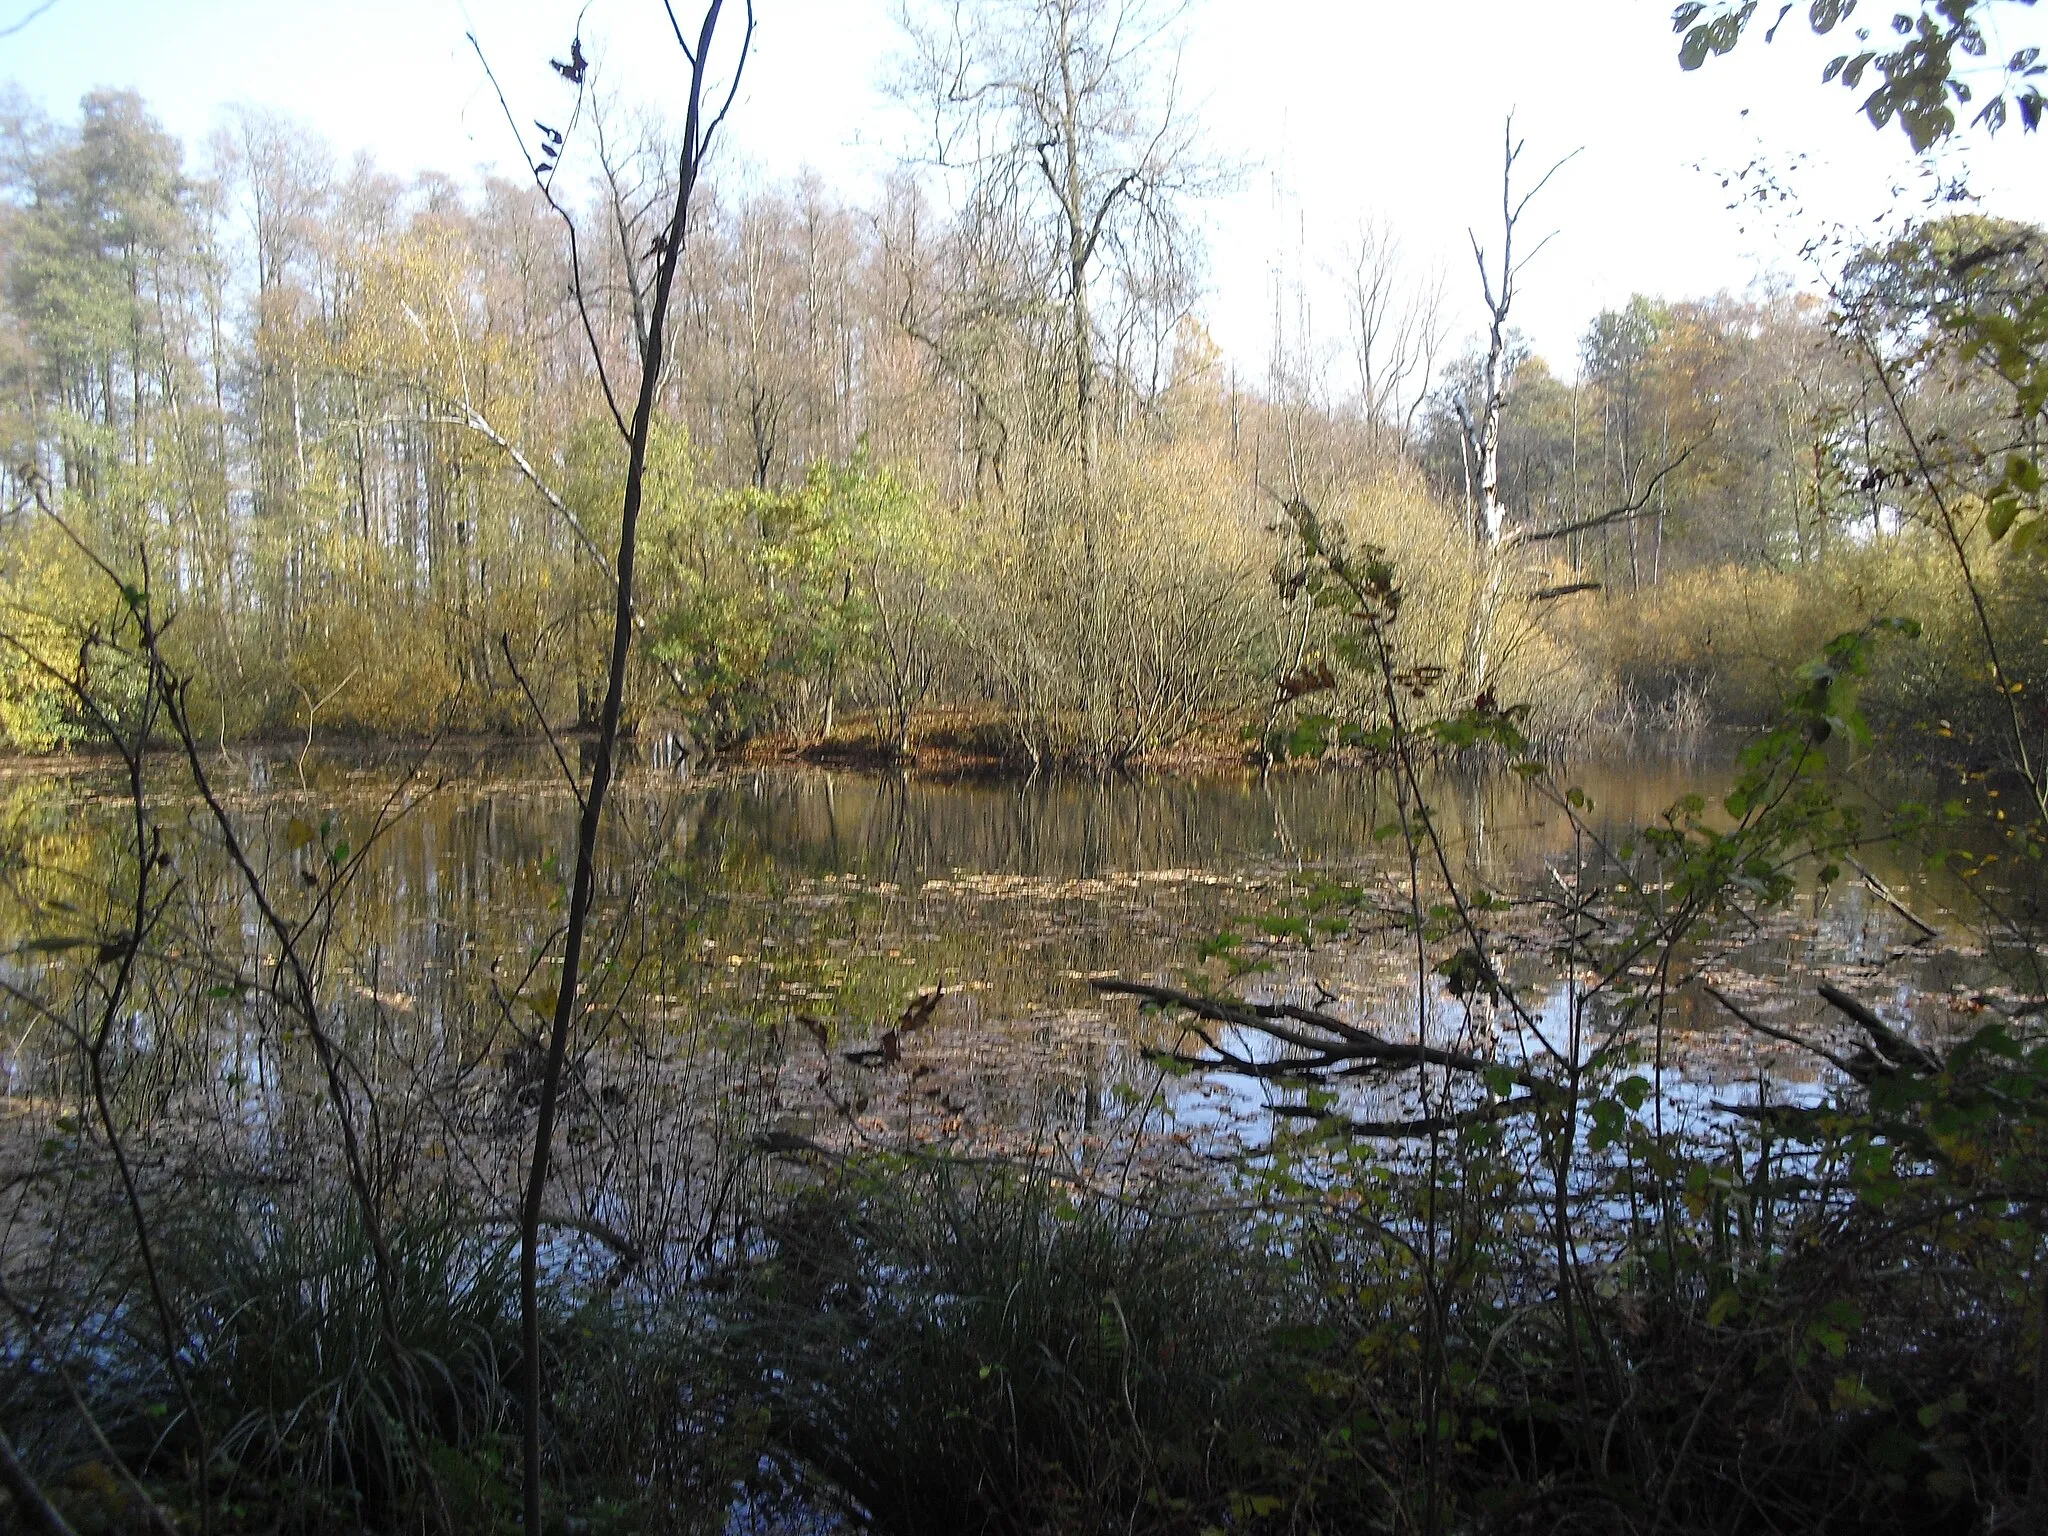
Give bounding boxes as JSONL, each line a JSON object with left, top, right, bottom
{"left": 0, "top": 2, "right": 2038, "bottom": 767}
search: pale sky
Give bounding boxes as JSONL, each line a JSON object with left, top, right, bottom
{"left": 7, "top": 0, "right": 2046, "bottom": 379}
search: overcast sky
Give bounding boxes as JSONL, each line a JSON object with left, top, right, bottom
{"left": 7, "top": 0, "right": 2046, "bottom": 378}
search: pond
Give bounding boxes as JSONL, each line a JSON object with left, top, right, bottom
{"left": 0, "top": 738, "right": 2006, "bottom": 1174}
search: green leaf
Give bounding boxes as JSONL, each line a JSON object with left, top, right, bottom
{"left": 1819, "top": 1297, "right": 1863, "bottom": 1332}
{"left": 1810, "top": 0, "right": 1852, "bottom": 35}
{"left": 1810, "top": 1325, "right": 1849, "bottom": 1359}
{"left": 1284, "top": 715, "right": 1334, "bottom": 759}
{"left": 1588, "top": 1098, "right": 1627, "bottom": 1150}
{"left": 1988, "top": 493, "right": 2021, "bottom": 541}
{"left": 1831, "top": 1374, "right": 1883, "bottom": 1411}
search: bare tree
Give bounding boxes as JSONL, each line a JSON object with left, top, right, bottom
{"left": 897, "top": 0, "right": 1212, "bottom": 475}
{"left": 1457, "top": 116, "right": 1574, "bottom": 692}
{"left": 866, "top": 552, "right": 942, "bottom": 756}
{"left": 1342, "top": 217, "right": 1447, "bottom": 458}
{"left": 896, "top": 0, "right": 1224, "bottom": 762}
{"left": 883, "top": 165, "right": 1045, "bottom": 501}
{"left": 1458, "top": 117, "right": 1576, "bottom": 554}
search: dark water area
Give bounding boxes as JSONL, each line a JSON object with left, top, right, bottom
{"left": 0, "top": 738, "right": 2022, "bottom": 1150}
{"left": 2, "top": 739, "right": 1759, "bottom": 1004}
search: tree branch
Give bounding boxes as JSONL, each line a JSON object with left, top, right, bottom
{"left": 1517, "top": 443, "right": 1700, "bottom": 543}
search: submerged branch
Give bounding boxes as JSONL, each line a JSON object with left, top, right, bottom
{"left": 1095, "top": 977, "right": 1557, "bottom": 1100}
{"left": 1272, "top": 1095, "right": 1546, "bottom": 1139}
{"left": 1817, "top": 982, "right": 1944, "bottom": 1076}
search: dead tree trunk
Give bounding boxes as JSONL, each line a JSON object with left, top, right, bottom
{"left": 1457, "top": 117, "right": 1574, "bottom": 697}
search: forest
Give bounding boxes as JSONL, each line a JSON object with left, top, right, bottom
{"left": 0, "top": 0, "right": 2045, "bottom": 1532}
{"left": 5, "top": 7, "right": 2042, "bottom": 767}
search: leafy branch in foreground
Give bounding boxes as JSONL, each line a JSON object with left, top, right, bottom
{"left": 1673, "top": 0, "right": 2046, "bottom": 148}
{"left": 1094, "top": 488, "right": 2048, "bottom": 1527}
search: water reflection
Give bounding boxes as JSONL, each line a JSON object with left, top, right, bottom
{"left": 0, "top": 742, "right": 2014, "bottom": 1158}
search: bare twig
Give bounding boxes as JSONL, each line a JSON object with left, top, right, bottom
{"left": 500, "top": 633, "right": 585, "bottom": 810}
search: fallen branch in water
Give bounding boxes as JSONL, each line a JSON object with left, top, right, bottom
{"left": 1092, "top": 977, "right": 1559, "bottom": 1101}
{"left": 1702, "top": 982, "right": 1859, "bottom": 1078}
{"left": 1844, "top": 855, "right": 1939, "bottom": 940}
{"left": 1265, "top": 1095, "right": 1547, "bottom": 1139}
{"left": 1528, "top": 581, "right": 1602, "bottom": 603}
{"left": 483, "top": 1212, "right": 643, "bottom": 1269}
{"left": 1817, "top": 982, "right": 1943, "bottom": 1076}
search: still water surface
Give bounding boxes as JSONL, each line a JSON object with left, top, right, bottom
{"left": 0, "top": 741, "right": 2001, "bottom": 1150}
